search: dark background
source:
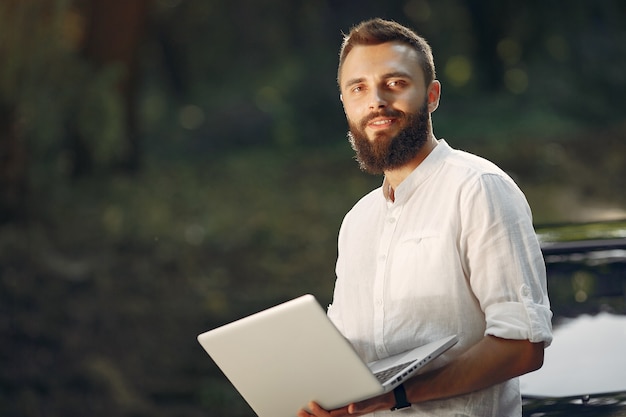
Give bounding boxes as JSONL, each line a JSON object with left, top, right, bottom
{"left": 1, "top": 1, "right": 625, "bottom": 416}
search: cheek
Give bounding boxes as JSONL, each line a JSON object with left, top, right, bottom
{"left": 391, "top": 98, "right": 414, "bottom": 112}
{"left": 343, "top": 104, "right": 363, "bottom": 124}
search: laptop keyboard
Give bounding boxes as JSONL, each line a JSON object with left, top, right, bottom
{"left": 373, "top": 361, "right": 413, "bottom": 383}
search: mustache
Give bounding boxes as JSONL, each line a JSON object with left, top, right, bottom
{"left": 360, "top": 109, "right": 405, "bottom": 127}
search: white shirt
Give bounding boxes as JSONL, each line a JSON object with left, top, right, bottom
{"left": 327, "top": 140, "right": 553, "bottom": 416}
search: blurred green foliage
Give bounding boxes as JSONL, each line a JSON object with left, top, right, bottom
{"left": 1, "top": 144, "right": 380, "bottom": 416}
{"left": 2, "top": 0, "right": 626, "bottom": 190}
{"left": 2, "top": 0, "right": 626, "bottom": 416}
{"left": 0, "top": 0, "right": 126, "bottom": 177}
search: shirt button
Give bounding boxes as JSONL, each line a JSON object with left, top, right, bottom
{"left": 387, "top": 217, "right": 396, "bottom": 223}
{"left": 375, "top": 299, "right": 383, "bottom": 306}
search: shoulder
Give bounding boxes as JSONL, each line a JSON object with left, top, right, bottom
{"left": 443, "top": 145, "right": 509, "bottom": 178}
{"left": 435, "top": 142, "right": 529, "bottom": 210}
{"left": 435, "top": 142, "right": 519, "bottom": 191}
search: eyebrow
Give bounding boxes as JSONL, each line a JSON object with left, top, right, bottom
{"left": 342, "top": 71, "right": 414, "bottom": 90}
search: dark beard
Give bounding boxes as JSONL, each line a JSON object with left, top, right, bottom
{"left": 347, "top": 100, "right": 430, "bottom": 174}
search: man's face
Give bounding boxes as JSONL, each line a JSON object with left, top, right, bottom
{"left": 339, "top": 42, "right": 436, "bottom": 173}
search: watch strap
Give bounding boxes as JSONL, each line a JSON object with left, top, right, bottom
{"left": 390, "top": 384, "right": 411, "bottom": 411}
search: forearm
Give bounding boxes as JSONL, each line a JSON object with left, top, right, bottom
{"left": 405, "top": 335, "right": 544, "bottom": 403}
{"left": 300, "top": 336, "right": 545, "bottom": 417}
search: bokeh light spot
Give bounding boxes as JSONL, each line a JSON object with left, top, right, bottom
{"left": 444, "top": 55, "right": 472, "bottom": 87}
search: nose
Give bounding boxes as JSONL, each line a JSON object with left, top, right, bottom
{"left": 368, "top": 88, "right": 388, "bottom": 110}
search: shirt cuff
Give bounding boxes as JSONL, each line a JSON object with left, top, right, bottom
{"left": 484, "top": 297, "right": 553, "bottom": 347}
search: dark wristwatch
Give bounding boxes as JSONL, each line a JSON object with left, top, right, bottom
{"left": 390, "top": 384, "right": 411, "bottom": 411}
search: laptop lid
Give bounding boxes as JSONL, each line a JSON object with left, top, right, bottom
{"left": 197, "top": 294, "right": 456, "bottom": 417}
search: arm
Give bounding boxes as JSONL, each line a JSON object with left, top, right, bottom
{"left": 298, "top": 335, "right": 544, "bottom": 417}
{"left": 403, "top": 335, "right": 544, "bottom": 403}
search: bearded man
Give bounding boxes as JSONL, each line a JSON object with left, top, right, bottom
{"left": 298, "top": 18, "right": 552, "bottom": 417}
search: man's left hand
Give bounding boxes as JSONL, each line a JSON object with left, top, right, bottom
{"left": 296, "top": 391, "right": 395, "bottom": 417}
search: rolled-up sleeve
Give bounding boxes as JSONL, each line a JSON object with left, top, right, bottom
{"left": 485, "top": 288, "right": 553, "bottom": 346}
{"left": 463, "top": 174, "right": 553, "bottom": 347}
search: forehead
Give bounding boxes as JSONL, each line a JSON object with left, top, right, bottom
{"left": 340, "top": 42, "right": 424, "bottom": 88}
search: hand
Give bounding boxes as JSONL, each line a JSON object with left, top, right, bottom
{"left": 346, "top": 392, "right": 396, "bottom": 415}
{"left": 297, "top": 391, "right": 395, "bottom": 417}
{"left": 296, "top": 402, "right": 350, "bottom": 417}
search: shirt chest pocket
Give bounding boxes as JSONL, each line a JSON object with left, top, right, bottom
{"left": 388, "top": 232, "right": 445, "bottom": 295}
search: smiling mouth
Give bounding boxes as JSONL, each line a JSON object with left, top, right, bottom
{"left": 367, "top": 118, "right": 395, "bottom": 129}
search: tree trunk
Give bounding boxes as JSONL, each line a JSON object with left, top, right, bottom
{"left": 0, "top": 104, "right": 27, "bottom": 223}
{"left": 80, "top": 0, "right": 150, "bottom": 173}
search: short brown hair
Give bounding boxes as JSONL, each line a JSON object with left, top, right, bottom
{"left": 337, "top": 18, "right": 436, "bottom": 88}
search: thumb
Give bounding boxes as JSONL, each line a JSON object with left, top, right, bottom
{"left": 347, "top": 399, "right": 374, "bottom": 415}
{"left": 347, "top": 403, "right": 361, "bottom": 415}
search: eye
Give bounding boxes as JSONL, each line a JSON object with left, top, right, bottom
{"left": 387, "top": 79, "right": 407, "bottom": 89}
{"left": 350, "top": 85, "right": 364, "bottom": 94}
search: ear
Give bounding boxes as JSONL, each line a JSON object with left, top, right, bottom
{"left": 427, "top": 80, "right": 441, "bottom": 113}
{"left": 339, "top": 93, "right": 349, "bottom": 115}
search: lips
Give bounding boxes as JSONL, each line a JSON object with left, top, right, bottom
{"left": 367, "top": 117, "right": 396, "bottom": 129}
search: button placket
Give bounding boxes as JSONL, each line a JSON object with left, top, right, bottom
{"left": 372, "top": 204, "right": 403, "bottom": 359}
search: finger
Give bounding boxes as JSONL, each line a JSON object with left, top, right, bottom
{"left": 330, "top": 406, "right": 352, "bottom": 417}
{"left": 348, "top": 397, "right": 380, "bottom": 415}
{"left": 308, "top": 401, "right": 331, "bottom": 417}
{"left": 329, "top": 406, "right": 353, "bottom": 417}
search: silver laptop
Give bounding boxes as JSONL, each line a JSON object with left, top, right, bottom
{"left": 197, "top": 294, "right": 457, "bottom": 417}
